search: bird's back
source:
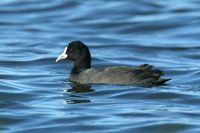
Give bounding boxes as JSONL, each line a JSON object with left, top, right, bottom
{"left": 70, "top": 64, "right": 170, "bottom": 86}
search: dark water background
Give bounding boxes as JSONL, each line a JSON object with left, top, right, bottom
{"left": 1, "top": 0, "right": 200, "bottom": 133}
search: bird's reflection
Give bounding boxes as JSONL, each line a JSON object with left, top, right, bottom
{"left": 64, "top": 83, "right": 94, "bottom": 104}
{"left": 67, "top": 83, "right": 94, "bottom": 93}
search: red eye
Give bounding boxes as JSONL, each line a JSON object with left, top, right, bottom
{"left": 69, "top": 48, "right": 73, "bottom": 53}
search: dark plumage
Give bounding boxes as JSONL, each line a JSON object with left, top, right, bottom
{"left": 56, "top": 41, "right": 170, "bottom": 87}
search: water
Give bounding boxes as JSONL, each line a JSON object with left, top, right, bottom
{"left": 0, "top": 0, "right": 200, "bottom": 133}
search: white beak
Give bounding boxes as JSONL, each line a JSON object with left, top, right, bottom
{"left": 55, "top": 47, "right": 68, "bottom": 62}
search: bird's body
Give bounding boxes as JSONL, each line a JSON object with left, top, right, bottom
{"left": 56, "top": 41, "right": 170, "bottom": 87}
{"left": 70, "top": 65, "right": 169, "bottom": 86}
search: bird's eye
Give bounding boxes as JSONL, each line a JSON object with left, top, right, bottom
{"left": 69, "top": 48, "right": 74, "bottom": 53}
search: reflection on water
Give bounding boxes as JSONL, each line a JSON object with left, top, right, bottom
{"left": 1, "top": 0, "right": 200, "bottom": 133}
{"left": 67, "top": 83, "right": 94, "bottom": 93}
{"left": 63, "top": 83, "right": 93, "bottom": 104}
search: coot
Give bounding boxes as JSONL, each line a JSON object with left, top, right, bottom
{"left": 56, "top": 41, "right": 170, "bottom": 86}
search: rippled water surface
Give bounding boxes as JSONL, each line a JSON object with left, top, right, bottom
{"left": 1, "top": 0, "right": 200, "bottom": 133}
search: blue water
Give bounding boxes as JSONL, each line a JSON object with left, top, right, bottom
{"left": 1, "top": 0, "right": 200, "bottom": 133}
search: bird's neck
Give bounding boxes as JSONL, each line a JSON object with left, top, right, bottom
{"left": 71, "top": 58, "right": 91, "bottom": 74}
